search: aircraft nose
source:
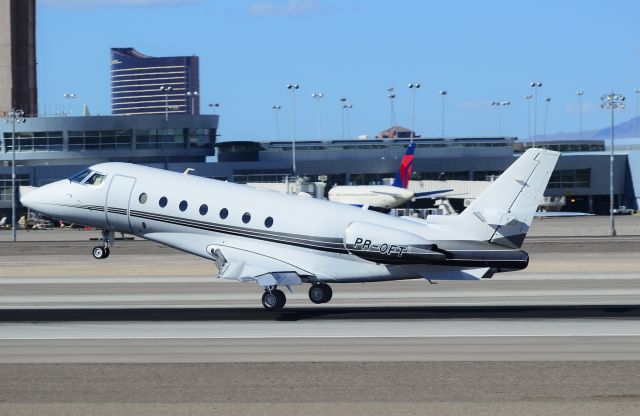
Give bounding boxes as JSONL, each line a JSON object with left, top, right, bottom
{"left": 19, "top": 186, "right": 39, "bottom": 208}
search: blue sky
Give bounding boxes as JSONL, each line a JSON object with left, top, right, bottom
{"left": 37, "top": 0, "right": 640, "bottom": 142}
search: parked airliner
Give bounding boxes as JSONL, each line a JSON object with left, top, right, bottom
{"left": 21, "top": 148, "right": 559, "bottom": 310}
{"left": 327, "top": 143, "right": 452, "bottom": 209}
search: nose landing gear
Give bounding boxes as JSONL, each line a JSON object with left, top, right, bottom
{"left": 92, "top": 246, "right": 110, "bottom": 259}
{"left": 92, "top": 229, "right": 114, "bottom": 260}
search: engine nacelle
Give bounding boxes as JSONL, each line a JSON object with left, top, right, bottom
{"left": 343, "top": 221, "right": 447, "bottom": 264}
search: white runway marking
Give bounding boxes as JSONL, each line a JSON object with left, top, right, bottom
{"left": 2, "top": 320, "right": 640, "bottom": 340}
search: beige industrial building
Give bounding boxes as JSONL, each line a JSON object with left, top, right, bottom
{"left": 0, "top": 0, "right": 37, "bottom": 116}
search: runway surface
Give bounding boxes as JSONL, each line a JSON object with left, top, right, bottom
{"left": 1, "top": 232, "right": 640, "bottom": 364}
{"left": 1, "top": 218, "right": 639, "bottom": 414}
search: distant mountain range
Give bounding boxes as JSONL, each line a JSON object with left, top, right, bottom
{"left": 534, "top": 115, "right": 640, "bottom": 142}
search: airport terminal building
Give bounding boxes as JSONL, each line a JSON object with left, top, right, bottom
{"left": 1, "top": 112, "right": 639, "bottom": 217}
{"left": 0, "top": 114, "right": 218, "bottom": 211}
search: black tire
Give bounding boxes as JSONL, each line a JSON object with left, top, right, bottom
{"left": 309, "top": 284, "right": 325, "bottom": 304}
{"left": 92, "top": 246, "right": 104, "bottom": 260}
{"left": 274, "top": 289, "right": 286, "bottom": 307}
{"left": 309, "top": 283, "right": 333, "bottom": 304}
{"left": 102, "top": 247, "right": 110, "bottom": 259}
{"left": 320, "top": 283, "right": 333, "bottom": 303}
{"left": 262, "top": 290, "right": 286, "bottom": 311}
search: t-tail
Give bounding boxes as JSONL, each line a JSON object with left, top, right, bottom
{"left": 392, "top": 143, "right": 416, "bottom": 189}
{"left": 454, "top": 148, "right": 560, "bottom": 248}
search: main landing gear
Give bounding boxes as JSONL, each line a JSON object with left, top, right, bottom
{"left": 308, "top": 283, "right": 332, "bottom": 304}
{"left": 260, "top": 283, "right": 334, "bottom": 311}
{"left": 262, "top": 287, "right": 286, "bottom": 310}
{"left": 92, "top": 229, "right": 114, "bottom": 260}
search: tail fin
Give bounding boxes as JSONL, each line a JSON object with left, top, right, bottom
{"left": 457, "top": 148, "right": 560, "bottom": 248}
{"left": 392, "top": 143, "right": 417, "bottom": 188}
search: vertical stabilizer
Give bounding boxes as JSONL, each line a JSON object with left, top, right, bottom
{"left": 392, "top": 143, "right": 416, "bottom": 188}
{"left": 457, "top": 148, "right": 560, "bottom": 247}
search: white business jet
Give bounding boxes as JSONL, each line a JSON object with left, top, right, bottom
{"left": 21, "top": 148, "right": 559, "bottom": 310}
{"left": 327, "top": 143, "right": 452, "bottom": 209}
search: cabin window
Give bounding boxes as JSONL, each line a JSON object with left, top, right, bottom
{"left": 242, "top": 212, "right": 251, "bottom": 224}
{"left": 159, "top": 197, "right": 168, "bottom": 208}
{"left": 139, "top": 193, "right": 147, "bottom": 204}
{"left": 264, "top": 217, "right": 274, "bottom": 228}
{"left": 199, "top": 204, "right": 208, "bottom": 215}
{"left": 219, "top": 208, "right": 228, "bottom": 219}
{"left": 179, "top": 200, "right": 188, "bottom": 211}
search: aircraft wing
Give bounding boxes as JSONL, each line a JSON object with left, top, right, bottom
{"left": 370, "top": 190, "right": 405, "bottom": 197}
{"left": 413, "top": 189, "right": 453, "bottom": 199}
{"left": 208, "top": 243, "right": 312, "bottom": 285}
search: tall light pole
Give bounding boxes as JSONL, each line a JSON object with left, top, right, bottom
{"left": 159, "top": 85, "right": 173, "bottom": 121}
{"left": 490, "top": 101, "right": 510, "bottom": 136}
{"left": 343, "top": 103, "right": 353, "bottom": 139}
{"left": 311, "top": 92, "right": 324, "bottom": 140}
{"left": 286, "top": 83, "right": 300, "bottom": 176}
{"left": 601, "top": 92, "right": 625, "bottom": 237}
{"left": 439, "top": 90, "right": 447, "bottom": 139}
{"left": 576, "top": 91, "right": 584, "bottom": 140}
{"left": 386, "top": 87, "right": 397, "bottom": 137}
{"left": 186, "top": 91, "right": 199, "bottom": 115}
{"left": 340, "top": 97, "right": 347, "bottom": 139}
{"left": 63, "top": 93, "right": 76, "bottom": 116}
{"left": 543, "top": 97, "right": 551, "bottom": 140}
{"left": 408, "top": 83, "right": 420, "bottom": 141}
{"left": 5, "top": 110, "right": 26, "bottom": 242}
{"left": 272, "top": 105, "right": 281, "bottom": 140}
{"left": 525, "top": 94, "right": 533, "bottom": 145}
{"left": 208, "top": 102, "right": 219, "bottom": 115}
{"left": 530, "top": 81, "right": 543, "bottom": 147}
{"left": 634, "top": 89, "right": 640, "bottom": 138}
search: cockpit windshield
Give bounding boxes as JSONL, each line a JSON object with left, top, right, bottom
{"left": 84, "top": 172, "right": 106, "bottom": 186}
{"left": 69, "top": 169, "right": 92, "bottom": 183}
{"left": 69, "top": 169, "right": 106, "bottom": 186}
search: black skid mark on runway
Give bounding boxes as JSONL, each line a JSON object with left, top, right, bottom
{"left": 2, "top": 305, "right": 640, "bottom": 322}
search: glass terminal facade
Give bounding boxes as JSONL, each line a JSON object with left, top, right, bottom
{"left": 111, "top": 48, "right": 200, "bottom": 116}
{"left": 0, "top": 113, "right": 219, "bottom": 210}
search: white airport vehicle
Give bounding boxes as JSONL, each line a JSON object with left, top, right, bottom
{"left": 613, "top": 206, "right": 634, "bottom": 215}
{"left": 21, "top": 148, "right": 559, "bottom": 310}
{"left": 328, "top": 143, "right": 452, "bottom": 209}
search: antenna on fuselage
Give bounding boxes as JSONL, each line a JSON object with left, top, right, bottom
{"left": 183, "top": 168, "right": 195, "bottom": 175}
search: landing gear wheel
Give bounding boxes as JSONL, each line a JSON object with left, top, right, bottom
{"left": 262, "top": 289, "right": 286, "bottom": 310}
{"left": 274, "top": 289, "right": 286, "bottom": 306}
{"left": 92, "top": 246, "right": 108, "bottom": 259}
{"left": 309, "top": 283, "right": 332, "bottom": 304}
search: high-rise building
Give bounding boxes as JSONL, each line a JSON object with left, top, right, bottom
{"left": 111, "top": 48, "right": 200, "bottom": 116}
{"left": 0, "top": 0, "right": 38, "bottom": 116}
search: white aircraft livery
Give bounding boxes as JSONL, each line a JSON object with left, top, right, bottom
{"left": 21, "top": 148, "right": 559, "bottom": 310}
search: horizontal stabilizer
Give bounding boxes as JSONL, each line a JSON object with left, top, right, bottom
{"left": 421, "top": 267, "right": 494, "bottom": 281}
{"left": 534, "top": 211, "right": 594, "bottom": 218}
